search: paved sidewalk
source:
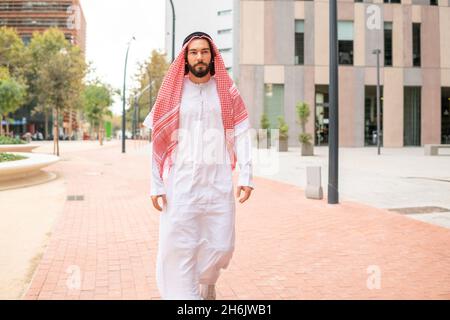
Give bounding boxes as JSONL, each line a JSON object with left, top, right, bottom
{"left": 23, "top": 140, "right": 450, "bottom": 299}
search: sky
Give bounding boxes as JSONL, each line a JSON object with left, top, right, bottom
{"left": 79, "top": 0, "right": 166, "bottom": 115}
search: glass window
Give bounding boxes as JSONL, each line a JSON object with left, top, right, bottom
{"left": 364, "top": 86, "right": 384, "bottom": 146}
{"left": 384, "top": 22, "right": 393, "bottom": 66}
{"left": 338, "top": 21, "right": 354, "bottom": 65}
{"left": 413, "top": 23, "right": 421, "bottom": 67}
{"left": 217, "top": 9, "right": 232, "bottom": 16}
{"left": 295, "top": 20, "right": 304, "bottom": 65}
{"left": 264, "top": 84, "right": 284, "bottom": 129}
{"left": 404, "top": 87, "right": 421, "bottom": 146}
{"left": 218, "top": 29, "right": 232, "bottom": 35}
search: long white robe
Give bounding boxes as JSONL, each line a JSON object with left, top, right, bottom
{"left": 145, "top": 77, "right": 253, "bottom": 300}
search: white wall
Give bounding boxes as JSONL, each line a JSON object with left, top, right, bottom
{"left": 165, "top": 0, "right": 234, "bottom": 73}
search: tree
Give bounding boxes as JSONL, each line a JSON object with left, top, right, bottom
{"left": 82, "top": 82, "right": 115, "bottom": 145}
{"left": 0, "top": 68, "right": 26, "bottom": 136}
{"left": 132, "top": 50, "right": 169, "bottom": 128}
{"left": 27, "top": 28, "right": 87, "bottom": 155}
{"left": 0, "top": 27, "right": 27, "bottom": 80}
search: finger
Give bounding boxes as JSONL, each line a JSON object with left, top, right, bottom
{"left": 239, "top": 189, "right": 251, "bottom": 203}
{"left": 236, "top": 186, "right": 242, "bottom": 198}
{"left": 152, "top": 197, "right": 162, "bottom": 211}
{"left": 162, "top": 195, "right": 167, "bottom": 206}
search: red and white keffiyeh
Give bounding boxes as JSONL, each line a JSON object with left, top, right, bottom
{"left": 145, "top": 35, "right": 249, "bottom": 179}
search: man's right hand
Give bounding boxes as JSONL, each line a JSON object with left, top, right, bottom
{"left": 151, "top": 195, "right": 167, "bottom": 212}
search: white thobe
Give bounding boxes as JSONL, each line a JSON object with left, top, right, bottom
{"left": 146, "top": 77, "right": 253, "bottom": 300}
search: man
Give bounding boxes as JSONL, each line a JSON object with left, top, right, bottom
{"left": 143, "top": 32, "right": 253, "bottom": 300}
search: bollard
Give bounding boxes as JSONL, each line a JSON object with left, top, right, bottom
{"left": 305, "top": 166, "right": 323, "bottom": 200}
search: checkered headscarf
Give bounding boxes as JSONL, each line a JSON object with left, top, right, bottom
{"left": 145, "top": 33, "right": 249, "bottom": 179}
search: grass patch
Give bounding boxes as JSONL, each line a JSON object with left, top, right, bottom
{"left": 0, "top": 153, "right": 27, "bottom": 162}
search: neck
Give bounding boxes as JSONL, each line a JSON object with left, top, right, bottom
{"left": 188, "top": 72, "right": 211, "bottom": 84}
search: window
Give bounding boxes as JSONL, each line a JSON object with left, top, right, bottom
{"left": 383, "top": 0, "right": 401, "bottom": 3}
{"left": 295, "top": 20, "right": 304, "bottom": 65}
{"left": 338, "top": 21, "right": 354, "bottom": 65}
{"left": 384, "top": 22, "right": 392, "bottom": 66}
{"left": 218, "top": 28, "right": 232, "bottom": 35}
{"left": 264, "top": 84, "right": 284, "bottom": 129}
{"left": 404, "top": 87, "right": 421, "bottom": 146}
{"left": 413, "top": 23, "right": 421, "bottom": 67}
{"left": 217, "top": 9, "right": 232, "bottom": 16}
{"left": 430, "top": 0, "right": 438, "bottom": 5}
{"left": 219, "top": 48, "right": 232, "bottom": 54}
{"left": 364, "top": 86, "right": 384, "bottom": 146}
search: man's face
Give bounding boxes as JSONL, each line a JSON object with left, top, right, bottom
{"left": 186, "top": 39, "right": 212, "bottom": 78}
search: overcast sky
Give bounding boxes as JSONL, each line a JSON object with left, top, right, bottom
{"left": 79, "top": 0, "right": 166, "bottom": 115}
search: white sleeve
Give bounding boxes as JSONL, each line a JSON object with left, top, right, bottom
{"left": 143, "top": 110, "right": 153, "bottom": 130}
{"left": 151, "top": 144, "right": 166, "bottom": 196}
{"left": 234, "top": 128, "right": 254, "bottom": 189}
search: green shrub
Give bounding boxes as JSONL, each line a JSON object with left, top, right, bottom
{"left": 277, "top": 116, "right": 289, "bottom": 140}
{"left": 0, "top": 153, "right": 27, "bottom": 162}
{"left": 260, "top": 113, "right": 270, "bottom": 130}
{"left": 0, "top": 135, "right": 26, "bottom": 145}
{"left": 299, "top": 132, "right": 312, "bottom": 144}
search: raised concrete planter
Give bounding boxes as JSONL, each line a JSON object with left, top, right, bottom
{"left": 424, "top": 144, "right": 450, "bottom": 156}
{"left": 0, "top": 144, "right": 39, "bottom": 153}
{"left": 0, "top": 152, "right": 59, "bottom": 182}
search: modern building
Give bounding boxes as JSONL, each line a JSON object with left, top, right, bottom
{"left": 237, "top": 0, "right": 450, "bottom": 147}
{"left": 165, "top": 0, "right": 237, "bottom": 77}
{"left": 0, "top": 0, "right": 87, "bottom": 139}
{"left": 0, "top": 0, "right": 86, "bottom": 51}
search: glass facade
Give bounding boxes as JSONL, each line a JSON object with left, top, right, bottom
{"left": 404, "top": 87, "right": 421, "bottom": 146}
{"left": 264, "top": 84, "right": 284, "bottom": 129}
{"left": 364, "top": 86, "right": 384, "bottom": 146}
{"left": 315, "top": 86, "right": 329, "bottom": 146}
{"left": 442, "top": 88, "right": 450, "bottom": 144}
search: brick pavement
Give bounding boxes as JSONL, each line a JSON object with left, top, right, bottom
{"left": 23, "top": 140, "right": 450, "bottom": 299}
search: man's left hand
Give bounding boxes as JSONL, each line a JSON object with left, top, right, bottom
{"left": 236, "top": 186, "right": 253, "bottom": 204}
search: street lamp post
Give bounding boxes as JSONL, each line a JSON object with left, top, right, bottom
{"left": 373, "top": 49, "right": 382, "bottom": 155}
{"left": 122, "top": 36, "right": 135, "bottom": 153}
{"left": 328, "top": 0, "right": 339, "bottom": 204}
{"left": 169, "top": 0, "right": 176, "bottom": 62}
{"left": 132, "top": 96, "right": 138, "bottom": 139}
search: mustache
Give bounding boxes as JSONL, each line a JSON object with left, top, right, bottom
{"left": 195, "top": 62, "right": 207, "bottom": 67}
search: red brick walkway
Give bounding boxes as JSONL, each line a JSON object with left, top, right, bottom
{"left": 23, "top": 140, "right": 450, "bottom": 299}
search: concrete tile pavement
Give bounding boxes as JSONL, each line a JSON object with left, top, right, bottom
{"left": 23, "top": 140, "right": 450, "bottom": 299}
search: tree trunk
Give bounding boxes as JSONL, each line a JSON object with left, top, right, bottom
{"left": 44, "top": 111, "right": 49, "bottom": 140}
{"left": 53, "top": 108, "right": 60, "bottom": 156}
{"left": 98, "top": 124, "right": 104, "bottom": 146}
{"left": 56, "top": 108, "right": 60, "bottom": 156}
{"left": 0, "top": 114, "right": 3, "bottom": 136}
{"left": 68, "top": 106, "right": 73, "bottom": 140}
{"left": 53, "top": 108, "right": 57, "bottom": 155}
{"left": 6, "top": 115, "right": 10, "bottom": 136}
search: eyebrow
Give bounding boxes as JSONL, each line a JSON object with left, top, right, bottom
{"left": 188, "top": 47, "right": 210, "bottom": 52}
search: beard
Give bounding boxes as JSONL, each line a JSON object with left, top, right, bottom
{"left": 187, "top": 61, "right": 211, "bottom": 78}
